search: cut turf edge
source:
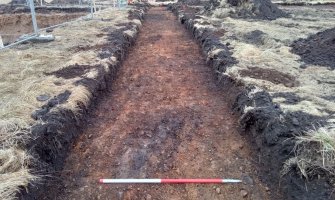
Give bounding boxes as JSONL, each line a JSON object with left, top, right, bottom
{"left": 168, "top": 3, "right": 334, "bottom": 200}
{"left": 1, "top": 4, "right": 150, "bottom": 200}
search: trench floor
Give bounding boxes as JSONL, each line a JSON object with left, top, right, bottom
{"left": 43, "top": 7, "right": 270, "bottom": 200}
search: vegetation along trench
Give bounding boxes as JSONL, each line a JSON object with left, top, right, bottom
{"left": 41, "top": 7, "right": 272, "bottom": 200}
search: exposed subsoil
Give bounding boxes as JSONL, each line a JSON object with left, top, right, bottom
{"left": 0, "top": 12, "right": 86, "bottom": 44}
{"left": 0, "top": 5, "right": 89, "bottom": 14}
{"left": 41, "top": 7, "right": 272, "bottom": 200}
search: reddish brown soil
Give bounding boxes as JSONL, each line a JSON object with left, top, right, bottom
{"left": 0, "top": 12, "right": 85, "bottom": 44}
{"left": 42, "top": 7, "right": 270, "bottom": 199}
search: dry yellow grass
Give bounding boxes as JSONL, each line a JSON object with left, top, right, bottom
{"left": 282, "top": 126, "right": 335, "bottom": 178}
{"left": 0, "top": 6, "right": 140, "bottom": 199}
{"left": 199, "top": 5, "right": 335, "bottom": 118}
{"left": 198, "top": 3, "right": 335, "bottom": 178}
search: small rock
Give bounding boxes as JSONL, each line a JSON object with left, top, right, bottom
{"left": 240, "top": 190, "right": 248, "bottom": 198}
{"left": 146, "top": 194, "right": 152, "bottom": 200}
{"left": 216, "top": 187, "right": 221, "bottom": 194}
{"left": 88, "top": 134, "right": 93, "bottom": 139}
{"left": 242, "top": 175, "right": 254, "bottom": 185}
{"left": 53, "top": 81, "right": 62, "bottom": 86}
{"left": 36, "top": 94, "right": 50, "bottom": 102}
{"left": 292, "top": 117, "right": 300, "bottom": 126}
{"left": 265, "top": 186, "right": 270, "bottom": 191}
{"left": 300, "top": 64, "right": 307, "bottom": 69}
{"left": 219, "top": 168, "right": 223, "bottom": 172}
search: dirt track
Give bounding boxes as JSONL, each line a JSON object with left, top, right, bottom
{"left": 42, "top": 7, "right": 271, "bottom": 199}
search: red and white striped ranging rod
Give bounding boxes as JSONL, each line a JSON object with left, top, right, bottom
{"left": 99, "top": 178, "right": 242, "bottom": 184}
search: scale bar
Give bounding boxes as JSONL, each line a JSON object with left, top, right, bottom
{"left": 99, "top": 178, "right": 242, "bottom": 184}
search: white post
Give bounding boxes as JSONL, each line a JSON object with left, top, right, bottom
{"left": 0, "top": 35, "right": 4, "bottom": 48}
{"left": 93, "top": 0, "right": 96, "bottom": 12}
{"left": 28, "top": 0, "right": 39, "bottom": 35}
{"left": 90, "top": 0, "right": 94, "bottom": 19}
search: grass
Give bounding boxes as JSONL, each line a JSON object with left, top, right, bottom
{"left": 204, "top": 5, "right": 335, "bottom": 117}
{"left": 191, "top": 1, "right": 335, "bottom": 181}
{"left": 0, "top": 7, "right": 135, "bottom": 199}
{"left": 282, "top": 125, "right": 335, "bottom": 178}
{"left": 0, "top": 148, "right": 38, "bottom": 200}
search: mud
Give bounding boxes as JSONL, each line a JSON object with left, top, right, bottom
{"left": 31, "top": 90, "right": 71, "bottom": 120}
{"left": 239, "top": 67, "right": 299, "bottom": 88}
{"left": 45, "top": 64, "right": 96, "bottom": 79}
{"left": 243, "top": 30, "right": 266, "bottom": 45}
{"left": 39, "top": 7, "right": 270, "bottom": 200}
{"left": 291, "top": 27, "right": 335, "bottom": 70}
{"left": 169, "top": 3, "right": 335, "bottom": 200}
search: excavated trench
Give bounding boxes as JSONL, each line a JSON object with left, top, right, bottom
{"left": 0, "top": 7, "right": 87, "bottom": 44}
{"left": 41, "top": 7, "right": 272, "bottom": 199}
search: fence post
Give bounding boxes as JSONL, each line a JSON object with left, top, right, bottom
{"left": 0, "top": 35, "right": 4, "bottom": 48}
{"left": 28, "top": 0, "right": 39, "bottom": 35}
{"left": 90, "top": 0, "right": 94, "bottom": 19}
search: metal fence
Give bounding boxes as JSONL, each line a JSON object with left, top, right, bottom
{"left": 0, "top": 0, "right": 128, "bottom": 50}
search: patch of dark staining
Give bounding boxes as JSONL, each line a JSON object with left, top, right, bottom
{"left": 45, "top": 64, "right": 93, "bottom": 79}
{"left": 115, "top": 111, "right": 185, "bottom": 177}
{"left": 239, "top": 67, "right": 299, "bottom": 87}
{"left": 147, "top": 34, "right": 162, "bottom": 44}
{"left": 243, "top": 30, "right": 266, "bottom": 45}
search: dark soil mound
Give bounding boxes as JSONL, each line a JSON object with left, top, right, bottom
{"left": 208, "top": 0, "right": 286, "bottom": 20}
{"left": 239, "top": 67, "right": 299, "bottom": 87}
{"left": 291, "top": 27, "right": 335, "bottom": 70}
{"left": 241, "top": 0, "right": 286, "bottom": 20}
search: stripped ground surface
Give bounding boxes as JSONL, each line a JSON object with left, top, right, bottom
{"left": 42, "top": 7, "right": 271, "bottom": 199}
{"left": 0, "top": 12, "right": 87, "bottom": 44}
